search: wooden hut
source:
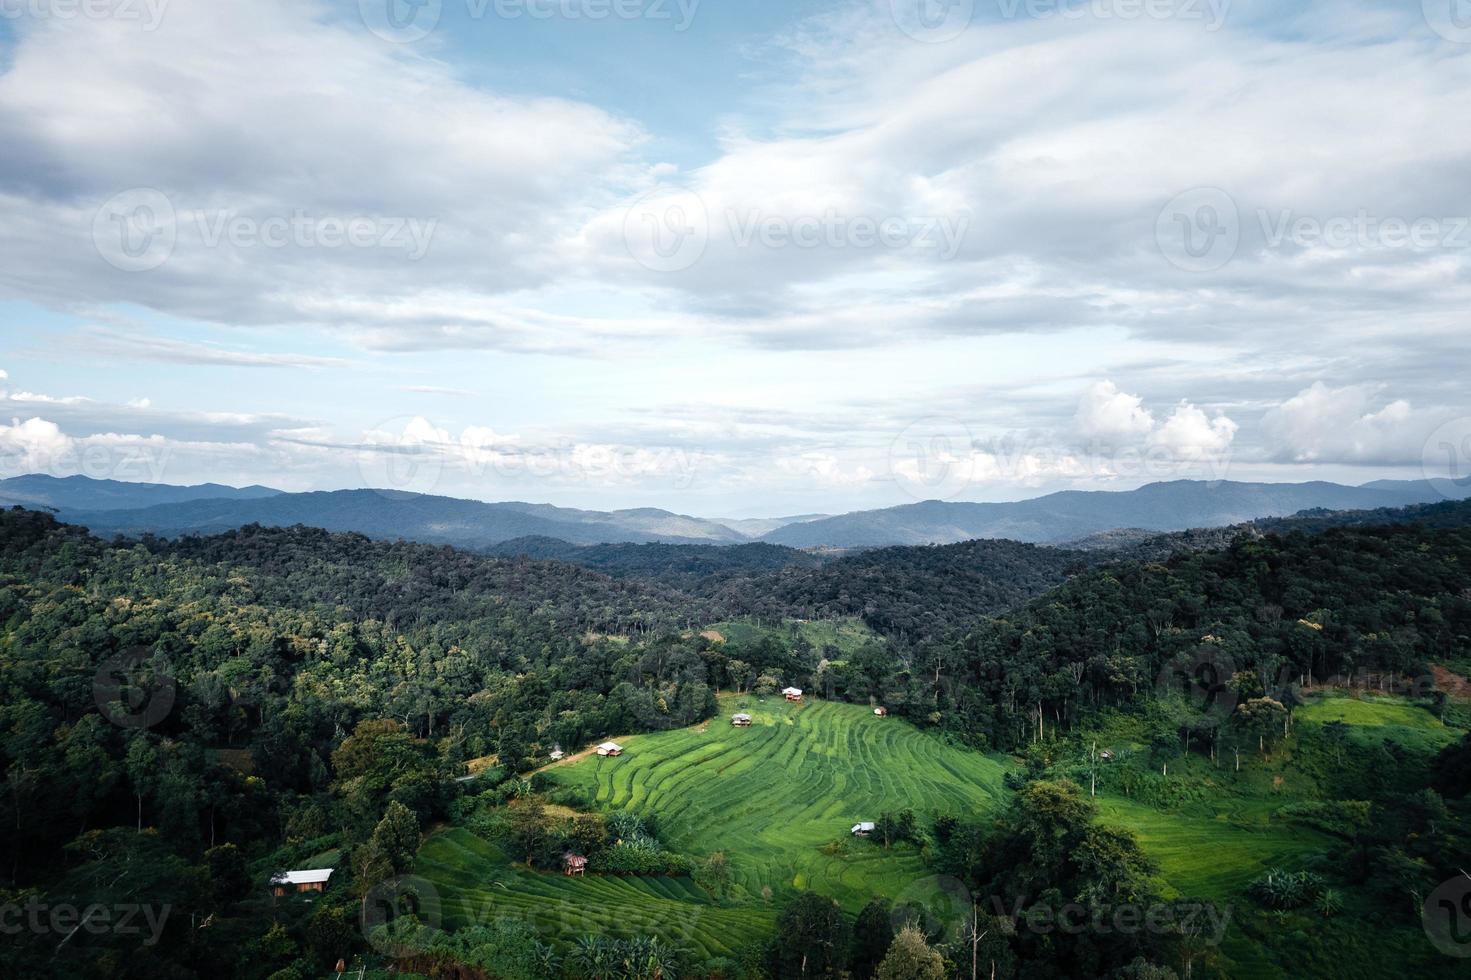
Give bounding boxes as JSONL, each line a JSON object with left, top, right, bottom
{"left": 271, "top": 868, "right": 334, "bottom": 898}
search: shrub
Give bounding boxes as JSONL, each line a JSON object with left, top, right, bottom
{"left": 1247, "top": 868, "right": 1326, "bottom": 909}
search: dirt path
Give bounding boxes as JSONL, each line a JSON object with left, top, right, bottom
{"left": 1433, "top": 664, "right": 1471, "bottom": 701}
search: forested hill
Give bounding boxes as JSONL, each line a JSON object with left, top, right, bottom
{"left": 1067, "top": 497, "right": 1471, "bottom": 561}
{"left": 484, "top": 536, "right": 825, "bottom": 592}
{"left": 4, "top": 504, "right": 1471, "bottom": 976}
{"left": 902, "top": 518, "right": 1471, "bottom": 750}
{"left": 711, "top": 537, "right": 1088, "bottom": 640}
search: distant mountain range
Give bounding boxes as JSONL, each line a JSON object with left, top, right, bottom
{"left": 0, "top": 474, "right": 281, "bottom": 511}
{"left": 759, "top": 478, "right": 1471, "bottom": 547}
{"left": 4, "top": 473, "right": 1469, "bottom": 550}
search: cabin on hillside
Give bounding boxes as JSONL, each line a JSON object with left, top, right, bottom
{"left": 563, "top": 853, "right": 588, "bottom": 876}
{"left": 782, "top": 687, "right": 804, "bottom": 702}
{"left": 271, "top": 868, "right": 334, "bottom": 898}
{"left": 873, "top": 706, "right": 887, "bottom": 717}
{"left": 549, "top": 749, "right": 565, "bottom": 762}
{"left": 851, "top": 822, "right": 875, "bottom": 837}
{"left": 596, "top": 741, "right": 623, "bottom": 757}
{"left": 732, "top": 712, "right": 753, "bottom": 727}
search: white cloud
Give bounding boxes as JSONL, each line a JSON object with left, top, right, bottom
{"left": 1262, "top": 382, "right": 1427, "bottom": 464}
{"left": 1075, "top": 381, "right": 1155, "bottom": 443}
{"left": 0, "top": 0, "right": 645, "bottom": 331}
{"left": 1151, "top": 402, "right": 1238, "bottom": 457}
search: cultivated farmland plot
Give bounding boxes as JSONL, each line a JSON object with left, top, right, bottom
{"left": 417, "top": 696, "right": 1010, "bottom": 955}
{"left": 548, "top": 697, "right": 1010, "bottom": 910}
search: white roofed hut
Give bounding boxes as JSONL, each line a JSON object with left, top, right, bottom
{"left": 271, "top": 868, "right": 334, "bottom": 898}
{"left": 595, "top": 741, "right": 623, "bottom": 757}
{"left": 873, "top": 707, "right": 887, "bottom": 717}
{"left": 732, "top": 713, "right": 753, "bottom": 727}
{"left": 782, "top": 687, "right": 804, "bottom": 702}
{"left": 851, "top": 822, "right": 875, "bottom": 837}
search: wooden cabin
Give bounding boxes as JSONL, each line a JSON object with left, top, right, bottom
{"left": 549, "top": 749, "right": 566, "bottom": 761}
{"left": 563, "top": 853, "right": 588, "bottom": 876}
{"left": 731, "top": 713, "right": 753, "bottom": 727}
{"left": 271, "top": 868, "right": 334, "bottom": 898}
{"left": 782, "top": 687, "right": 804, "bottom": 702}
{"left": 595, "top": 741, "right": 623, "bottom": 757}
{"left": 851, "top": 822, "right": 875, "bottom": 837}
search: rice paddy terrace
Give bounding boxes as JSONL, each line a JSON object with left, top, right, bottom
{"left": 415, "top": 696, "right": 1010, "bottom": 956}
{"left": 547, "top": 696, "right": 1010, "bottom": 912}
{"left": 416, "top": 829, "right": 775, "bottom": 959}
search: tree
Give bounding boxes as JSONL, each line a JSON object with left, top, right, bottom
{"left": 771, "top": 891, "right": 849, "bottom": 977}
{"left": 850, "top": 897, "right": 895, "bottom": 980}
{"left": 875, "top": 925, "right": 946, "bottom": 980}
{"left": 124, "top": 734, "right": 159, "bottom": 832}
{"left": 877, "top": 809, "right": 918, "bottom": 849}
{"left": 1232, "top": 698, "right": 1288, "bottom": 754}
{"left": 204, "top": 843, "right": 249, "bottom": 911}
{"left": 697, "top": 851, "right": 732, "bottom": 900}
{"left": 371, "top": 800, "right": 421, "bottom": 873}
{"left": 727, "top": 659, "right": 753, "bottom": 693}
{"left": 508, "top": 798, "right": 552, "bottom": 866}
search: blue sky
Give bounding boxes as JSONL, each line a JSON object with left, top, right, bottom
{"left": 1, "top": 0, "right": 1470, "bottom": 517}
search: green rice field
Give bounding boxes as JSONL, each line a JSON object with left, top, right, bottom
{"left": 547, "top": 696, "right": 1010, "bottom": 911}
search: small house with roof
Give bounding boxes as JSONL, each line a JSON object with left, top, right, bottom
{"left": 271, "top": 868, "right": 334, "bottom": 898}
{"left": 595, "top": 741, "right": 623, "bottom": 757}
{"left": 782, "top": 687, "right": 803, "bottom": 702}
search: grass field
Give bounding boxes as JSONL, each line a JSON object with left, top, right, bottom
{"left": 415, "top": 696, "right": 1009, "bottom": 956}
{"left": 1297, "top": 692, "right": 1462, "bottom": 750}
{"left": 1096, "top": 797, "right": 1327, "bottom": 902}
{"left": 547, "top": 696, "right": 1009, "bottom": 912}
{"left": 702, "top": 618, "right": 883, "bottom": 659}
{"left": 415, "top": 828, "right": 775, "bottom": 959}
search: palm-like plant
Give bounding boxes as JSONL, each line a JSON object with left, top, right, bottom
{"left": 568, "top": 934, "right": 618, "bottom": 980}
{"left": 1313, "top": 888, "right": 1343, "bottom": 918}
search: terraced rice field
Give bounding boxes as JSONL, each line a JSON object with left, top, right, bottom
{"left": 416, "top": 828, "right": 774, "bottom": 958}
{"left": 1096, "top": 797, "right": 1327, "bottom": 901}
{"left": 1297, "top": 693, "right": 1463, "bottom": 750}
{"left": 547, "top": 696, "right": 1010, "bottom": 912}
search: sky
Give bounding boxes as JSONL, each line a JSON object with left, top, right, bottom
{"left": 1, "top": 0, "right": 1470, "bottom": 518}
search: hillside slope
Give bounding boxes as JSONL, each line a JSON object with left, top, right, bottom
{"left": 760, "top": 478, "right": 1471, "bottom": 547}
